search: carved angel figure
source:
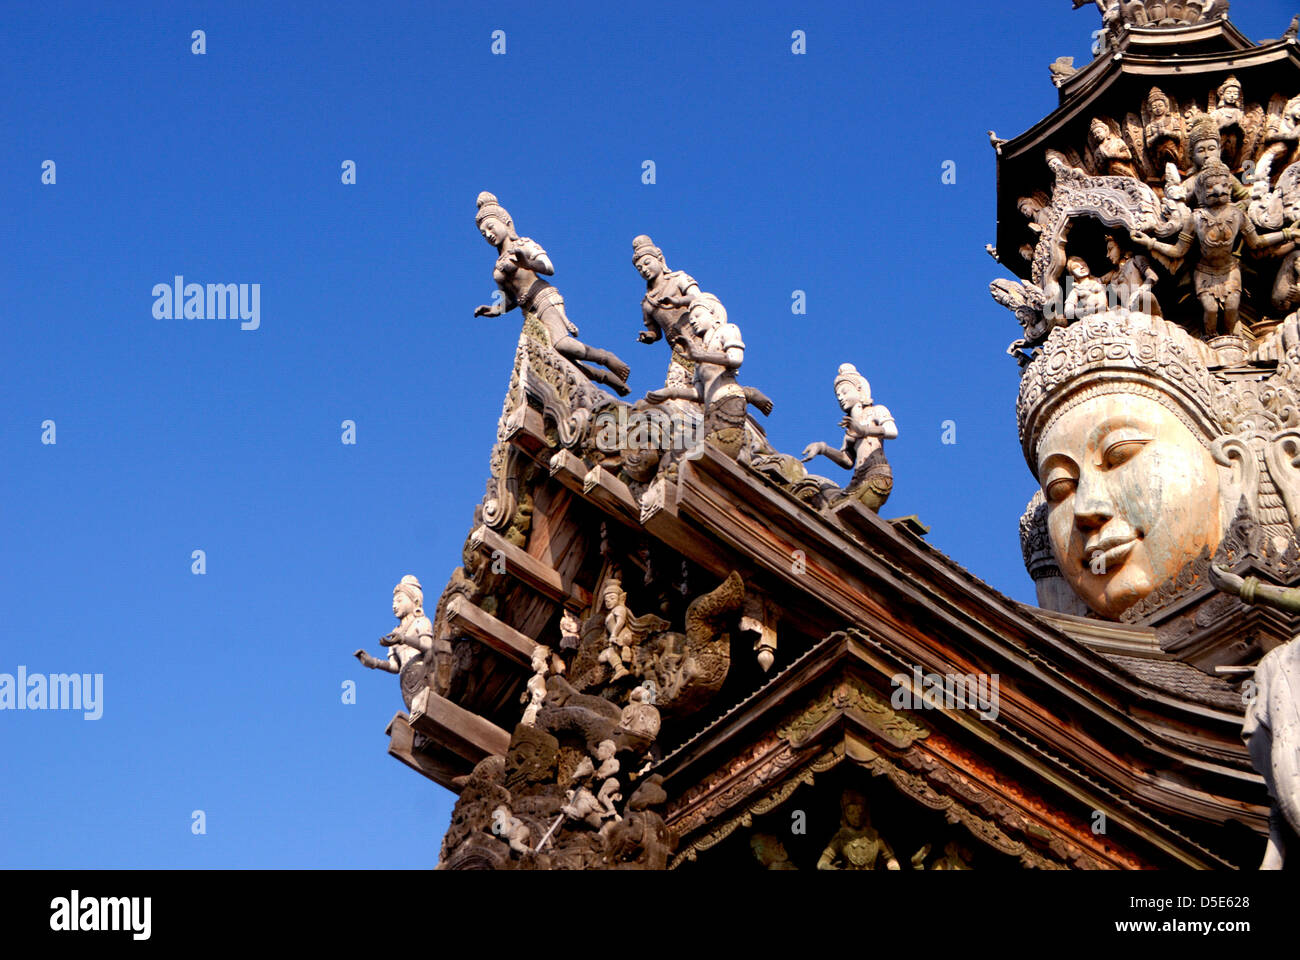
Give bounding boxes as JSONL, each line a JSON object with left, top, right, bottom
{"left": 634, "top": 236, "right": 774, "bottom": 414}
{"left": 355, "top": 575, "right": 434, "bottom": 675}
{"left": 598, "top": 578, "right": 668, "bottom": 682}
{"left": 801, "top": 364, "right": 897, "bottom": 513}
{"left": 646, "top": 293, "right": 766, "bottom": 459}
{"left": 1133, "top": 160, "right": 1299, "bottom": 335}
{"left": 473, "top": 191, "right": 631, "bottom": 395}
{"left": 816, "top": 789, "right": 900, "bottom": 871}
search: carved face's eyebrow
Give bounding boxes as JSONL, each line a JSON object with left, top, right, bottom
{"left": 1037, "top": 451, "right": 1077, "bottom": 483}
{"left": 1087, "top": 415, "right": 1153, "bottom": 451}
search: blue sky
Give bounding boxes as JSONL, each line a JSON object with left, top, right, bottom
{"left": 2, "top": 0, "right": 1294, "bottom": 868}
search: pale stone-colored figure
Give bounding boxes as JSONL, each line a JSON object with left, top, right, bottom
{"left": 521, "top": 644, "right": 557, "bottom": 727}
{"left": 492, "top": 804, "right": 532, "bottom": 856}
{"left": 633, "top": 234, "right": 701, "bottom": 390}
{"left": 1208, "top": 564, "right": 1300, "bottom": 869}
{"left": 560, "top": 608, "right": 581, "bottom": 651}
{"left": 473, "top": 191, "right": 631, "bottom": 395}
{"left": 355, "top": 575, "right": 434, "bottom": 674}
{"left": 1063, "top": 256, "right": 1110, "bottom": 319}
{"left": 816, "top": 789, "right": 900, "bottom": 870}
{"left": 647, "top": 293, "right": 763, "bottom": 458}
{"left": 801, "top": 364, "right": 898, "bottom": 513}
{"left": 634, "top": 236, "right": 774, "bottom": 415}
{"left": 1134, "top": 161, "right": 1298, "bottom": 335}
{"left": 1166, "top": 114, "right": 1248, "bottom": 206}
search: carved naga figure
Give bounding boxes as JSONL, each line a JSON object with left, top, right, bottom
{"left": 1207, "top": 564, "right": 1300, "bottom": 869}
{"left": 473, "top": 191, "right": 632, "bottom": 395}
{"left": 801, "top": 364, "right": 898, "bottom": 513}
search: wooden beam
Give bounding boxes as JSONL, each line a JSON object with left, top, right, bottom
{"left": 469, "top": 523, "right": 591, "bottom": 609}
{"left": 386, "top": 712, "right": 467, "bottom": 792}
{"left": 446, "top": 593, "right": 536, "bottom": 666}
{"left": 408, "top": 687, "right": 511, "bottom": 763}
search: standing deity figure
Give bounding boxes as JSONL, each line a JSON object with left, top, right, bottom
{"left": 646, "top": 293, "right": 762, "bottom": 459}
{"left": 633, "top": 236, "right": 774, "bottom": 415}
{"left": 1144, "top": 87, "right": 1184, "bottom": 175}
{"left": 1133, "top": 161, "right": 1299, "bottom": 335}
{"left": 473, "top": 192, "right": 631, "bottom": 395}
{"left": 1213, "top": 75, "right": 1245, "bottom": 166}
{"left": 801, "top": 364, "right": 898, "bottom": 513}
{"left": 355, "top": 575, "right": 436, "bottom": 675}
{"left": 1207, "top": 565, "right": 1300, "bottom": 869}
{"left": 1089, "top": 117, "right": 1139, "bottom": 179}
{"left": 560, "top": 608, "right": 582, "bottom": 651}
{"left": 816, "top": 789, "right": 900, "bottom": 871}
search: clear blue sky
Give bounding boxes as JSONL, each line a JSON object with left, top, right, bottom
{"left": 2, "top": 0, "right": 1293, "bottom": 868}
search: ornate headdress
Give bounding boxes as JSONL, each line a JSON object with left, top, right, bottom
{"left": 834, "top": 363, "right": 872, "bottom": 403}
{"left": 632, "top": 234, "right": 663, "bottom": 263}
{"left": 1147, "top": 86, "right": 1172, "bottom": 112}
{"left": 1217, "top": 74, "right": 1242, "bottom": 101}
{"left": 1188, "top": 114, "right": 1220, "bottom": 149}
{"left": 394, "top": 574, "right": 425, "bottom": 615}
{"left": 1194, "top": 158, "right": 1234, "bottom": 202}
{"left": 475, "top": 191, "right": 513, "bottom": 229}
{"left": 1017, "top": 315, "right": 1222, "bottom": 469}
{"left": 688, "top": 293, "right": 727, "bottom": 327}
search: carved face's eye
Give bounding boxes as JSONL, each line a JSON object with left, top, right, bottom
{"left": 1046, "top": 478, "right": 1076, "bottom": 503}
{"left": 1104, "top": 439, "right": 1148, "bottom": 468}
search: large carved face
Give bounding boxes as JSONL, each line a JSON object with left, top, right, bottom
{"left": 392, "top": 588, "right": 414, "bottom": 618}
{"left": 1036, "top": 393, "right": 1222, "bottom": 618}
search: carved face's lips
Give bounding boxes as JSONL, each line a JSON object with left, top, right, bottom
{"left": 1087, "top": 535, "right": 1137, "bottom": 572}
